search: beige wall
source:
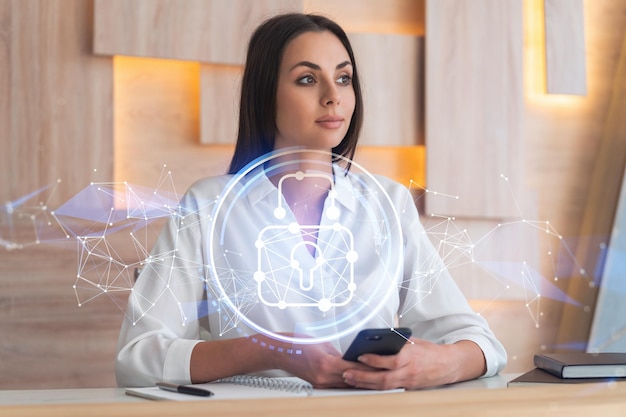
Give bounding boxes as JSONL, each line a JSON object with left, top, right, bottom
{"left": 1, "top": 0, "right": 625, "bottom": 388}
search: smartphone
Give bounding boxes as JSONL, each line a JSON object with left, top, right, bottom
{"left": 342, "top": 327, "right": 412, "bottom": 362}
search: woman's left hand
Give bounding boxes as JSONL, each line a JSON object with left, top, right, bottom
{"left": 341, "top": 338, "right": 486, "bottom": 390}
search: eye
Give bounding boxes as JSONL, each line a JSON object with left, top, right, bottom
{"left": 297, "top": 75, "right": 316, "bottom": 85}
{"left": 337, "top": 74, "right": 352, "bottom": 86}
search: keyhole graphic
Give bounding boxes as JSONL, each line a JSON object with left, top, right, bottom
{"left": 290, "top": 241, "right": 324, "bottom": 291}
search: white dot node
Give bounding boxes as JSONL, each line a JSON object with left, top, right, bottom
{"left": 288, "top": 222, "right": 300, "bottom": 234}
{"left": 327, "top": 206, "right": 340, "bottom": 220}
{"left": 278, "top": 300, "right": 287, "bottom": 309}
{"left": 295, "top": 171, "right": 305, "bottom": 180}
{"left": 274, "top": 207, "right": 286, "bottom": 219}
{"left": 291, "top": 259, "right": 300, "bottom": 269}
{"left": 255, "top": 239, "right": 264, "bottom": 249}
{"left": 318, "top": 298, "right": 331, "bottom": 312}
{"left": 348, "top": 282, "right": 356, "bottom": 291}
{"left": 254, "top": 271, "right": 265, "bottom": 282}
{"left": 346, "top": 250, "right": 358, "bottom": 263}
{"left": 316, "top": 256, "right": 325, "bottom": 266}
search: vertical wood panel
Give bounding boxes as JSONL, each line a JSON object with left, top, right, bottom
{"left": 94, "top": 0, "right": 303, "bottom": 65}
{"left": 425, "top": 0, "right": 524, "bottom": 218}
{"left": 349, "top": 33, "right": 423, "bottom": 146}
{"left": 544, "top": 0, "right": 587, "bottom": 95}
{"left": 0, "top": 0, "right": 115, "bottom": 389}
{"left": 0, "top": 0, "right": 113, "bottom": 207}
{"left": 0, "top": 0, "right": 9, "bottom": 194}
{"left": 200, "top": 65, "right": 241, "bottom": 144}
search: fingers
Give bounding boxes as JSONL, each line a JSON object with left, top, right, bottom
{"left": 356, "top": 352, "right": 399, "bottom": 370}
{"left": 341, "top": 348, "right": 413, "bottom": 390}
{"left": 342, "top": 368, "right": 404, "bottom": 391}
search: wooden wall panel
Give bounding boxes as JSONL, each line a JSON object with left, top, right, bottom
{"left": 544, "top": 0, "right": 587, "bottom": 95}
{"left": 200, "top": 65, "right": 241, "bottom": 145}
{"left": 0, "top": 243, "right": 124, "bottom": 389}
{"left": 0, "top": 0, "right": 113, "bottom": 207}
{"left": 114, "top": 56, "right": 232, "bottom": 192}
{"left": 304, "top": 0, "right": 425, "bottom": 34}
{"left": 93, "top": 0, "right": 303, "bottom": 65}
{"left": 0, "top": 1, "right": 8, "bottom": 191}
{"left": 349, "top": 33, "right": 423, "bottom": 146}
{"left": 0, "top": 1, "right": 7, "bottom": 120}
{"left": 425, "top": 0, "right": 524, "bottom": 219}
{"left": 354, "top": 146, "right": 425, "bottom": 187}
{"left": 0, "top": 0, "right": 114, "bottom": 389}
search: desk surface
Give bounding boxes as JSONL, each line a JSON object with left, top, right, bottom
{"left": 1, "top": 375, "right": 625, "bottom": 417}
{"left": 0, "top": 374, "right": 513, "bottom": 406}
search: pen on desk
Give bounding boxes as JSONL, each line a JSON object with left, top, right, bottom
{"left": 156, "top": 382, "right": 214, "bottom": 397}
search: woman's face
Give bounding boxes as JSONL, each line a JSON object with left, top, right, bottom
{"left": 274, "top": 30, "right": 356, "bottom": 152}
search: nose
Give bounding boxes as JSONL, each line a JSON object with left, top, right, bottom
{"left": 321, "top": 82, "right": 340, "bottom": 107}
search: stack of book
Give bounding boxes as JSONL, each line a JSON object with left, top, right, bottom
{"left": 508, "top": 352, "right": 626, "bottom": 386}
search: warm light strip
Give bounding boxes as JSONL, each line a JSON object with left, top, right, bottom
{"left": 524, "top": 0, "right": 547, "bottom": 97}
{"left": 524, "top": 0, "right": 586, "bottom": 106}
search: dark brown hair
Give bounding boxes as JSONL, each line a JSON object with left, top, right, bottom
{"left": 227, "top": 13, "right": 363, "bottom": 174}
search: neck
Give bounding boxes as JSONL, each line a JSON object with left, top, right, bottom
{"left": 267, "top": 149, "right": 333, "bottom": 187}
{"left": 267, "top": 150, "right": 334, "bottom": 228}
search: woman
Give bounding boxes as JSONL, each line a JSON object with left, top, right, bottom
{"left": 116, "top": 13, "right": 506, "bottom": 390}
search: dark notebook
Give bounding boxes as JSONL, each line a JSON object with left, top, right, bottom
{"left": 507, "top": 368, "right": 626, "bottom": 387}
{"left": 534, "top": 352, "right": 626, "bottom": 379}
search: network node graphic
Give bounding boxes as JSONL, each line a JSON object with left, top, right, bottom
{"left": 206, "top": 149, "right": 404, "bottom": 344}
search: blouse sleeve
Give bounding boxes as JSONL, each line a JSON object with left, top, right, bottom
{"left": 115, "top": 187, "right": 210, "bottom": 387}
{"left": 393, "top": 184, "right": 507, "bottom": 377}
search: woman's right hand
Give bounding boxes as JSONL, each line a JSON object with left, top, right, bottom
{"left": 272, "top": 339, "right": 372, "bottom": 388}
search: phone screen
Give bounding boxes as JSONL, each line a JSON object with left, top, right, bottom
{"left": 342, "top": 328, "right": 412, "bottom": 362}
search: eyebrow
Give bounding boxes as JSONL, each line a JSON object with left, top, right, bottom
{"left": 289, "top": 60, "right": 352, "bottom": 72}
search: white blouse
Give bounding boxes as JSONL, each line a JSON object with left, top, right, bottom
{"left": 116, "top": 165, "right": 507, "bottom": 387}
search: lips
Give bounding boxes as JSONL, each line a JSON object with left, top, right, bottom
{"left": 316, "top": 116, "right": 344, "bottom": 129}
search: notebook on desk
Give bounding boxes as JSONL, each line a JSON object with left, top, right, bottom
{"left": 507, "top": 368, "right": 626, "bottom": 387}
{"left": 125, "top": 376, "right": 404, "bottom": 401}
{"left": 533, "top": 352, "right": 626, "bottom": 379}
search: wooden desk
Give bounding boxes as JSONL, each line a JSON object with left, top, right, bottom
{"left": 0, "top": 376, "right": 625, "bottom": 417}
